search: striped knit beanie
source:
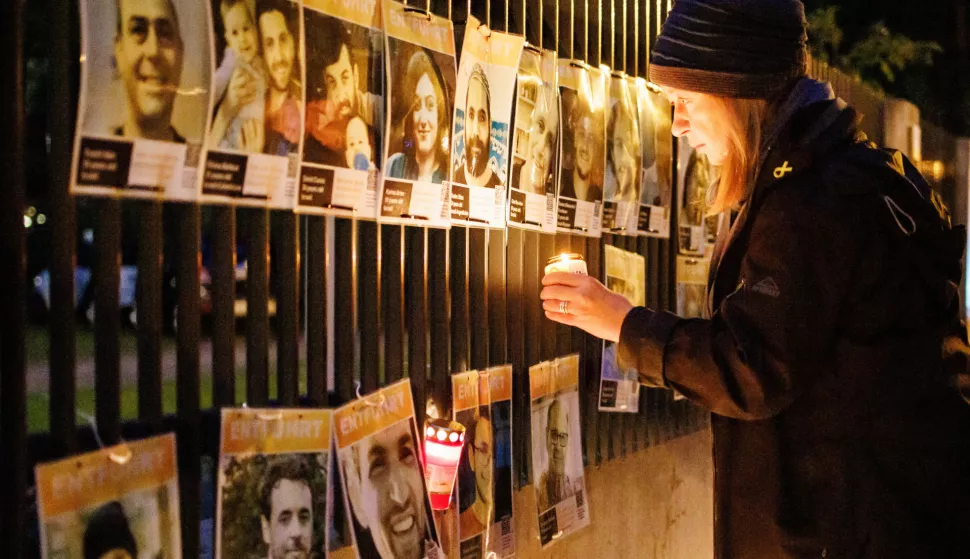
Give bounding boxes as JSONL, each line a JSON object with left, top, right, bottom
{"left": 649, "top": 0, "right": 809, "bottom": 99}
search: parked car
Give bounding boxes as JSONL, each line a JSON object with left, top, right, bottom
{"left": 32, "top": 231, "right": 276, "bottom": 333}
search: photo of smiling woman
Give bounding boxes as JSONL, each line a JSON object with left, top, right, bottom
{"left": 386, "top": 46, "right": 453, "bottom": 184}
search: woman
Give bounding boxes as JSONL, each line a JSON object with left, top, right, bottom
{"left": 541, "top": 0, "right": 970, "bottom": 557}
{"left": 387, "top": 50, "right": 451, "bottom": 184}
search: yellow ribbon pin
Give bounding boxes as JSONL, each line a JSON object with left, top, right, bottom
{"left": 773, "top": 161, "right": 793, "bottom": 179}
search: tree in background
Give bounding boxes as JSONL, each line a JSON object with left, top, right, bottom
{"left": 808, "top": 6, "right": 942, "bottom": 89}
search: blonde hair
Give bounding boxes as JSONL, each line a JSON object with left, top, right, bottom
{"left": 706, "top": 96, "right": 770, "bottom": 215}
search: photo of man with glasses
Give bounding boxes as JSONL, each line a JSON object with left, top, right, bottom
{"left": 459, "top": 410, "right": 494, "bottom": 538}
{"left": 535, "top": 397, "right": 578, "bottom": 512}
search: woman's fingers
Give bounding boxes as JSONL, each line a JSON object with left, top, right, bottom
{"left": 541, "top": 271, "right": 587, "bottom": 287}
{"left": 540, "top": 284, "right": 581, "bottom": 302}
{"left": 544, "top": 310, "right": 577, "bottom": 326}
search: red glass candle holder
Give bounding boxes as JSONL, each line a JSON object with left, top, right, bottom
{"left": 423, "top": 419, "right": 466, "bottom": 510}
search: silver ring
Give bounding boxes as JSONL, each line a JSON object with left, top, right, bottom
{"left": 559, "top": 301, "right": 569, "bottom": 315}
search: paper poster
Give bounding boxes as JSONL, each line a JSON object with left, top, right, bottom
{"left": 334, "top": 379, "right": 444, "bottom": 559}
{"left": 635, "top": 79, "right": 672, "bottom": 238}
{"left": 677, "top": 136, "right": 713, "bottom": 255}
{"left": 450, "top": 366, "right": 515, "bottom": 559}
{"left": 328, "top": 439, "right": 360, "bottom": 559}
{"left": 507, "top": 46, "right": 561, "bottom": 233}
{"left": 602, "top": 73, "right": 641, "bottom": 235}
{"left": 216, "top": 408, "right": 331, "bottom": 559}
{"left": 71, "top": 0, "right": 212, "bottom": 201}
{"left": 676, "top": 254, "right": 710, "bottom": 319}
{"left": 297, "top": 0, "right": 383, "bottom": 217}
{"left": 449, "top": 17, "right": 523, "bottom": 228}
{"left": 599, "top": 245, "right": 645, "bottom": 413}
{"left": 529, "top": 354, "right": 590, "bottom": 547}
{"left": 201, "top": 0, "right": 305, "bottom": 208}
{"left": 35, "top": 434, "right": 182, "bottom": 559}
{"left": 379, "top": 2, "right": 456, "bottom": 228}
{"left": 556, "top": 60, "right": 605, "bottom": 237}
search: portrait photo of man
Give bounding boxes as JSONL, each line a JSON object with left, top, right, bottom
{"left": 559, "top": 89, "right": 602, "bottom": 203}
{"left": 459, "top": 410, "right": 494, "bottom": 538}
{"left": 257, "top": 0, "right": 302, "bottom": 157}
{"left": 112, "top": 0, "right": 186, "bottom": 142}
{"left": 257, "top": 455, "right": 317, "bottom": 559}
{"left": 79, "top": 0, "right": 211, "bottom": 146}
{"left": 303, "top": 13, "right": 383, "bottom": 169}
{"left": 535, "top": 396, "right": 581, "bottom": 512}
{"left": 453, "top": 64, "right": 501, "bottom": 189}
{"left": 639, "top": 86, "right": 673, "bottom": 209}
{"left": 341, "top": 419, "right": 441, "bottom": 559}
{"left": 511, "top": 84, "right": 559, "bottom": 197}
{"left": 605, "top": 88, "right": 641, "bottom": 204}
{"left": 83, "top": 501, "right": 139, "bottom": 559}
{"left": 218, "top": 452, "right": 329, "bottom": 559}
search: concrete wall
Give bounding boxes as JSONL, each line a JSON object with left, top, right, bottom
{"left": 512, "top": 428, "right": 714, "bottom": 559}
{"left": 883, "top": 98, "right": 922, "bottom": 160}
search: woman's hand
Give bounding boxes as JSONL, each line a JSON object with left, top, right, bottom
{"left": 540, "top": 272, "right": 635, "bottom": 342}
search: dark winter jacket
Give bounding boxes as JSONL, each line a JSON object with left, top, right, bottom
{"left": 618, "top": 89, "right": 970, "bottom": 558}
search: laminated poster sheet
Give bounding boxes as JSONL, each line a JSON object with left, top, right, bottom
{"left": 601, "top": 73, "right": 641, "bottom": 235}
{"left": 71, "top": 0, "right": 213, "bottom": 201}
{"left": 676, "top": 254, "right": 710, "bottom": 319}
{"left": 334, "top": 379, "right": 444, "bottom": 559}
{"left": 556, "top": 60, "right": 605, "bottom": 238}
{"left": 449, "top": 366, "right": 515, "bottom": 559}
{"left": 529, "top": 354, "right": 590, "bottom": 548}
{"left": 216, "top": 408, "right": 332, "bottom": 559}
{"left": 636, "top": 78, "right": 673, "bottom": 238}
{"left": 449, "top": 17, "right": 524, "bottom": 228}
{"left": 202, "top": 0, "right": 305, "bottom": 208}
{"left": 35, "top": 434, "right": 182, "bottom": 559}
{"left": 599, "top": 245, "right": 646, "bottom": 413}
{"left": 379, "top": 1, "right": 456, "bottom": 228}
{"left": 677, "top": 136, "right": 713, "bottom": 255}
{"left": 296, "top": 0, "right": 384, "bottom": 217}
{"left": 507, "top": 46, "right": 561, "bottom": 233}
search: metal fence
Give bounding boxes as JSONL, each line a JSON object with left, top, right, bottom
{"left": 1, "top": 0, "right": 726, "bottom": 557}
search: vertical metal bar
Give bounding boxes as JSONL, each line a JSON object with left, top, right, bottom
{"left": 137, "top": 201, "right": 163, "bottom": 426}
{"left": 521, "top": 231, "right": 541, "bottom": 487}
{"left": 48, "top": 0, "right": 77, "bottom": 456}
{"left": 95, "top": 199, "right": 122, "bottom": 444}
{"left": 0, "top": 0, "right": 26, "bottom": 551}
{"left": 246, "top": 208, "right": 270, "bottom": 405}
{"left": 334, "top": 218, "right": 356, "bottom": 403}
{"left": 647, "top": 238, "right": 660, "bottom": 308}
{"left": 540, "top": 234, "right": 558, "bottom": 360}
{"left": 382, "top": 224, "right": 405, "bottom": 384}
{"left": 211, "top": 206, "right": 237, "bottom": 408}
{"left": 176, "top": 203, "right": 202, "bottom": 559}
{"left": 306, "top": 216, "right": 327, "bottom": 405}
{"left": 358, "top": 220, "right": 380, "bottom": 393}
{"left": 506, "top": 228, "right": 525, "bottom": 482}
{"left": 406, "top": 227, "right": 429, "bottom": 426}
{"left": 429, "top": 228, "right": 451, "bottom": 415}
{"left": 451, "top": 228, "right": 469, "bottom": 372}
{"left": 487, "top": 229, "right": 507, "bottom": 365}
{"left": 276, "top": 212, "right": 300, "bottom": 406}
{"left": 468, "top": 228, "right": 489, "bottom": 369}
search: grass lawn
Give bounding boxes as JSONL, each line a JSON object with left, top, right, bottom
{"left": 26, "top": 325, "right": 166, "bottom": 365}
